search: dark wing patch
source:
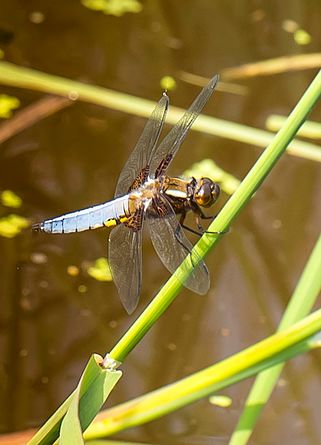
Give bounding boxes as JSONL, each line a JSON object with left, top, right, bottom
{"left": 150, "top": 75, "right": 219, "bottom": 177}
{"left": 115, "top": 93, "right": 169, "bottom": 197}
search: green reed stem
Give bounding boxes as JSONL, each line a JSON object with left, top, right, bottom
{"left": 228, "top": 232, "right": 321, "bottom": 445}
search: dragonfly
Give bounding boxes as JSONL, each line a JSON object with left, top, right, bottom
{"left": 33, "top": 74, "right": 220, "bottom": 314}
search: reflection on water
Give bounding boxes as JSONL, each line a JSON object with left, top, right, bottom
{"left": 0, "top": 1, "right": 320, "bottom": 443}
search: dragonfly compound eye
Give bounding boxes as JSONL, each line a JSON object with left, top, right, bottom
{"left": 195, "top": 178, "right": 220, "bottom": 208}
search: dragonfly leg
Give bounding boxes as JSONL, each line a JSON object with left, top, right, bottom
{"left": 200, "top": 221, "right": 229, "bottom": 236}
{"left": 174, "top": 223, "right": 211, "bottom": 270}
{"left": 174, "top": 224, "right": 192, "bottom": 254}
{"left": 180, "top": 212, "right": 204, "bottom": 237}
{"left": 179, "top": 209, "right": 227, "bottom": 240}
{"left": 181, "top": 223, "right": 204, "bottom": 237}
{"left": 193, "top": 211, "right": 229, "bottom": 236}
{"left": 174, "top": 222, "right": 200, "bottom": 268}
{"left": 180, "top": 221, "right": 227, "bottom": 237}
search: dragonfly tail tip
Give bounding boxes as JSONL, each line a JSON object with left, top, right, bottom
{"left": 32, "top": 222, "right": 43, "bottom": 232}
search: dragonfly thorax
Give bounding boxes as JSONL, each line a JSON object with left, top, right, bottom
{"left": 127, "top": 177, "right": 162, "bottom": 213}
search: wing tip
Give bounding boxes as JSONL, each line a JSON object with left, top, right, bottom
{"left": 124, "top": 303, "right": 137, "bottom": 315}
{"left": 162, "top": 91, "right": 170, "bottom": 105}
{"left": 210, "top": 74, "right": 220, "bottom": 89}
{"left": 120, "top": 291, "right": 140, "bottom": 314}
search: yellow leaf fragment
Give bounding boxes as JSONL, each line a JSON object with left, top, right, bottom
{"left": 0, "top": 214, "right": 29, "bottom": 238}
{"left": 209, "top": 394, "right": 232, "bottom": 408}
{"left": 282, "top": 19, "right": 299, "bottom": 33}
{"left": 294, "top": 29, "right": 312, "bottom": 45}
{"left": 87, "top": 257, "right": 112, "bottom": 281}
{"left": 67, "top": 265, "right": 80, "bottom": 276}
{"left": 160, "top": 76, "right": 176, "bottom": 91}
{"left": 78, "top": 284, "right": 88, "bottom": 293}
{"left": 81, "top": 0, "right": 142, "bottom": 16}
{"left": 1, "top": 190, "right": 22, "bottom": 208}
{"left": 0, "top": 94, "right": 20, "bottom": 118}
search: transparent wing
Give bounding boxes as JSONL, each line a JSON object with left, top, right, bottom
{"left": 108, "top": 224, "right": 143, "bottom": 314}
{"left": 147, "top": 197, "right": 210, "bottom": 294}
{"left": 150, "top": 75, "right": 219, "bottom": 177}
{"left": 115, "top": 93, "right": 169, "bottom": 197}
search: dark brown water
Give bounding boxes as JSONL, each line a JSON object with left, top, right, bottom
{"left": 0, "top": 1, "right": 320, "bottom": 444}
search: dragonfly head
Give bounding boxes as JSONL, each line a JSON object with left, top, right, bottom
{"left": 194, "top": 177, "right": 220, "bottom": 208}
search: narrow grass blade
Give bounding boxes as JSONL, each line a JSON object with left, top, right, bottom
{"left": 228, "top": 233, "right": 321, "bottom": 445}
{"left": 220, "top": 53, "right": 321, "bottom": 79}
{"left": 0, "top": 96, "right": 72, "bottom": 143}
{"left": 84, "top": 310, "right": 321, "bottom": 439}
{"left": 0, "top": 61, "right": 320, "bottom": 161}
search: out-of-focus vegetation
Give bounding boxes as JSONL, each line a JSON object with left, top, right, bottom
{"left": 160, "top": 75, "right": 177, "bottom": 91}
{"left": 0, "top": 214, "right": 29, "bottom": 238}
{"left": 0, "top": 94, "right": 20, "bottom": 118}
{"left": 0, "top": 190, "right": 27, "bottom": 238}
{"left": 281, "top": 19, "right": 312, "bottom": 45}
{"left": 87, "top": 257, "right": 112, "bottom": 282}
{"left": 0, "top": 61, "right": 320, "bottom": 161}
{"left": 81, "top": 0, "right": 142, "bottom": 16}
{"left": 1, "top": 190, "right": 22, "bottom": 208}
{"left": 209, "top": 394, "right": 233, "bottom": 408}
{"left": 266, "top": 115, "right": 321, "bottom": 139}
